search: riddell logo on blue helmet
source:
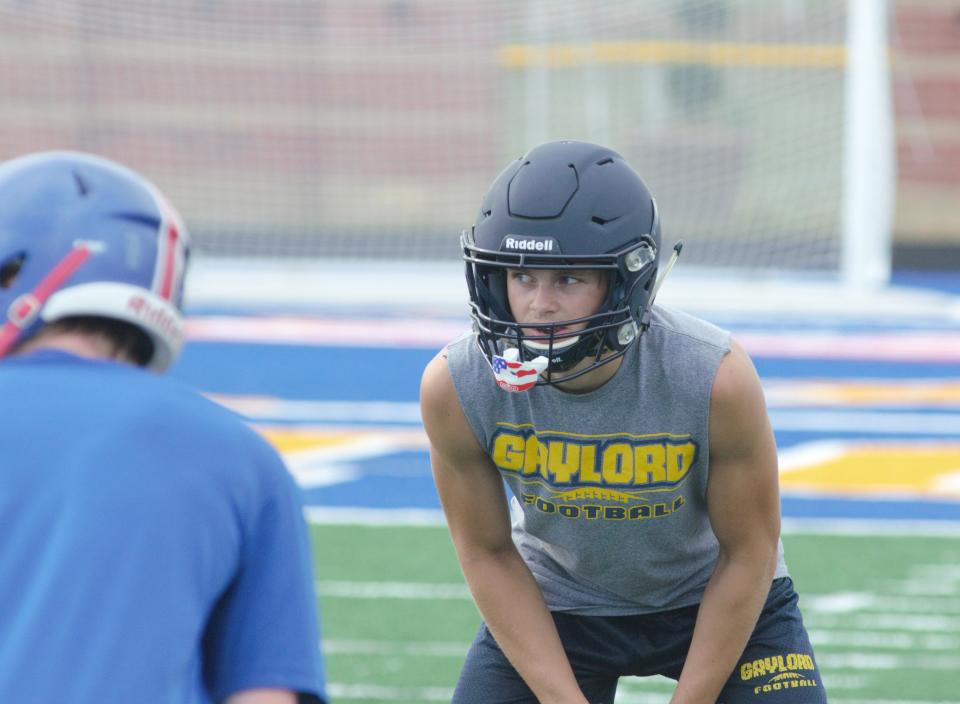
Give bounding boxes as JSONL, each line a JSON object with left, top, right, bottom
{"left": 501, "top": 236, "right": 559, "bottom": 253}
{"left": 127, "top": 294, "right": 182, "bottom": 343}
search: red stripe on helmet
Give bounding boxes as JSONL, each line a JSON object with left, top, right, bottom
{"left": 158, "top": 221, "right": 179, "bottom": 301}
{"left": 0, "top": 244, "right": 93, "bottom": 357}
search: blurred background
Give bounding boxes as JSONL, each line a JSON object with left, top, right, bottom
{"left": 2, "top": 1, "right": 958, "bottom": 702}
{"left": 1, "top": 0, "right": 956, "bottom": 274}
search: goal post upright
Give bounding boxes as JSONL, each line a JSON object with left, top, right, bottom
{"left": 842, "top": 0, "right": 896, "bottom": 289}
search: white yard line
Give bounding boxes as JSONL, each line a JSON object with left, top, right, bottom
{"left": 810, "top": 629, "right": 960, "bottom": 651}
{"left": 853, "top": 595, "right": 960, "bottom": 614}
{"left": 326, "top": 683, "right": 453, "bottom": 702}
{"left": 780, "top": 518, "right": 960, "bottom": 537}
{"left": 819, "top": 652, "right": 960, "bottom": 671}
{"left": 325, "top": 639, "right": 466, "bottom": 657}
{"left": 804, "top": 592, "right": 960, "bottom": 615}
{"left": 316, "top": 580, "right": 471, "bottom": 600}
{"left": 211, "top": 395, "right": 425, "bottom": 424}
{"left": 317, "top": 582, "right": 960, "bottom": 609}
{"left": 305, "top": 508, "right": 960, "bottom": 536}
{"left": 805, "top": 612, "right": 960, "bottom": 633}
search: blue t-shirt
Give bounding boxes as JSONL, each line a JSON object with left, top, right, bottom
{"left": 0, "top": 350, "right": 326, "bottom": 703}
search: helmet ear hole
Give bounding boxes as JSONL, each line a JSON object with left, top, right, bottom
{"left": 0, "top": 253, "right": 25, "bottom": 289}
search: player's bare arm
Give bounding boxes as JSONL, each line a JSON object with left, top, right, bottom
{"left": 420, "top": 350, "right": 591, "bottom": 704}
{"left": 670, "top": 339, "right": 781, "bottom": 703}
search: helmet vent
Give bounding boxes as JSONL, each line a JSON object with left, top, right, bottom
{"left": 596, "top": 158, "right": 614, "bottom": 166}
{"left": 72, "top": 172, "right": 90, "bottom": 196}
{"left": 591, "top": 215, "right": 621, "bottom": 226}
{"left": 0, "top": 253, "right": 25, "bottom": 289}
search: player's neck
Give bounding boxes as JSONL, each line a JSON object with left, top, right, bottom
{"left": 14, "top": 330, "right": 136, "bottom": 365}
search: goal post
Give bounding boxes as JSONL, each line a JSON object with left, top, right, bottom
{"left": 843, "top": 0, "right": 895, "bottom": 289}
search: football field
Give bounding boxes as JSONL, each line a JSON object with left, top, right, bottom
{"left": 173, "top": 285, "right": 960, "bottom": 704}
{"left": 310, "top": 524, "right": 960, "bottom": 703}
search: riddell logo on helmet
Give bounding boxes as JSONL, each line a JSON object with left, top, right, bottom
{"left": 127, "top": 295, "right": 181, "bottom": 342}
{"left": 502, "top": 236, "right": 558, "bottom": 252}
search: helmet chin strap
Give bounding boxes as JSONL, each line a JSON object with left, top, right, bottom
{"left": 523, "top": 334, "right": 580, "bottom": 352}
{"left": 649, "top": 240, "right": 684, "bottom": 305}
{"left": 638, "top": 240, "right": 684, "bottom": 332}
{"left": 522, "top": 327, "right": 605, "bottom": 374}
{"left": 0, "top": 243, "right": 94, "bottom": 357}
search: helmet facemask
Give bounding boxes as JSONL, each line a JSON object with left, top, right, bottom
{"left": 464, "top": 231, "right": 659, "bottom": 387}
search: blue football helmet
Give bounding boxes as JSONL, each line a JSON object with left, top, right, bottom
{"left": 0, "top": 151, "right": 190, "bottom": 371}
{"left": 463, "top": 140, "right": 664, "bottom": 386}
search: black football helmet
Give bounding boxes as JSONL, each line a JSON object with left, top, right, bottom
{"left": 463, "top": 140, "right": 663, "bottom": 386}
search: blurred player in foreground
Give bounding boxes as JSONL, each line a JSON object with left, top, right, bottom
{"left": 0, "top": 152, "right": 326, "bottom": 704}
{"left": 421, "top": 140, "right": 826, "bottom": 703}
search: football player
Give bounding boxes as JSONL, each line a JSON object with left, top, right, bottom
{"left": 0, "top": 151, "right": 327, "bottom": 704}
{"left": 421, "top": 140, "right": 826, "bottom": 703}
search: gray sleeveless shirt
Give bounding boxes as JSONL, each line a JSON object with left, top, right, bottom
{"left": 446, "top": 305, "right": 789, "bottom": 615}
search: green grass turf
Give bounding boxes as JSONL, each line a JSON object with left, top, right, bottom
{"left": 311, "top": 524, "right": 960, "bottom": 703}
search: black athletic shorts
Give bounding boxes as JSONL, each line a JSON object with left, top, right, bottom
{"left": 452, "top": 577, "right": 826, "bottom": 703}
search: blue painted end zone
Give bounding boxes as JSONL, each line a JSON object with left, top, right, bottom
{"left": 172, "top": 331, "right": 960, "bottom": 526}
{"left": 755, "top": 358, "right": 960, "bottom": 380}
{"left": 890, "top": 271, "right": 960, "bottom": 295}
{"left": 172, "top": 342, "right": 435, "bottom": 401}
{"left": 782, "top": 495, "right": 960, "bottom": 522}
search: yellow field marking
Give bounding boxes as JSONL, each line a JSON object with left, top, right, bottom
{"left": 256, "top": 426, "right": 960, "bottom": 500}
{"left": 766, "top": 380, "right": 960, "bottom": 408}
{"left": 255, "top": 426, "right": 428, "bottom": 455}
{"left": 256, "top": 428, "right": 363, "bottom": 453}
{"left": 498, "top": 40, "right": 847, "bottom": 69}
{"left": 780, "top": 444, "right": 960, "bottom": 497}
